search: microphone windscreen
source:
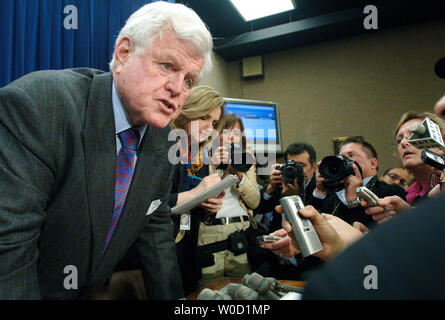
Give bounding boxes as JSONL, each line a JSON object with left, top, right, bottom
{"left": 244, "top": 273, "right": 281, "bottom": 300}
{"left": 243, "top": 273, "right": 272, "bottom": 294}
{"left": 224, "top": 283, "right": 242, "bottom": 298}
{"left": 410, "top": 122, "right": 426, "bottom": 135}
{"left": 435, "top": 57, "right": 445, "bottom": 79}
{"left": 198, "top": 288, "right": 223, "bottom": 300}
{"left": 234, "top": 285, "right": 261, "bottom": 300}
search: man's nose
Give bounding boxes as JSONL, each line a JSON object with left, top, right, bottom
{"left": 165, "top": 75, "right": 182, "bottom": 97}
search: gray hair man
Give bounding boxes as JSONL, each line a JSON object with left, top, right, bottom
{"left": 0, "top": 1, "right": 212, "bottom": 299}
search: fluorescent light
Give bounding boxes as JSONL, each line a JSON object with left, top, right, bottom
{"left": 230, "top": 0, "right": 295, "bottom": 22}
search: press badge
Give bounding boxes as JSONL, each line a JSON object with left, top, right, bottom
{"left": 179, "top": 214, "right": 191, "bottom": 230}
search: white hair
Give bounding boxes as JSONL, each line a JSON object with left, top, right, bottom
{"left": 109, "top": 1, "right": 213, "bottom": 80}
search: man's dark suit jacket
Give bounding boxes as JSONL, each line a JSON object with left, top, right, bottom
{"left": 0, "top": 68, "right": 182, "bottom": 299}
{"left": 309, "top": 176, "right": 407, "bottom": 228}
{"left": 303, "top": 194, "right": 445, "bottom": 299}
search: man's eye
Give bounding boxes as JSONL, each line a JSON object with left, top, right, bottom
{"left": 161, "top": 63, "right": 173, "bottom": 71}
{"left": 184, "top": 78, "right": 193, "bottom": 89}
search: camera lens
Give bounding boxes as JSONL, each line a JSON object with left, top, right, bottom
{"left": 319, "top": 156, "right": 347, "bottom": 181}
{"left": 282, "top": 166, "right": 298, "bottom": 182}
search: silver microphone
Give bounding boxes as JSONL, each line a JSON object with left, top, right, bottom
{"left": 242, "top": 273, "right": 280, "bottom": 300}
{"left": 279, "top": 195, "right": 323, "bottom": 257}
{"left": 410, "top": 122, "right": 426, "bottom": 135}
{"left": 223, "top": 283, "right": 261, "bottom": 300}
{"left": 197, "top": 288, "right": 232, "bottom": 300}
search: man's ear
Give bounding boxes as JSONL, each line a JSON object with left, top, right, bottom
{"left": 370, "top": 158, "right": 379, "bottom": 172}
{"left": 113, "top": 37, "right": 133, "bottom": 73}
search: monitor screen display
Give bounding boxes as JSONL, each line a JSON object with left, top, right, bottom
{"left": 223, "top": 98, "right": 281, "bottom": 153}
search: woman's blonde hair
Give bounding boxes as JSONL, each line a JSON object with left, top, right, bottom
{"left": 394, "top": 111, "right": 445, "bottom": 138}
{"left": 172, "top": 85, "right": 225, "bottom": 143}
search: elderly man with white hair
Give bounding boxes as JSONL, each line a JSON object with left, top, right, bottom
{"left": 0, "top": 1, "right": 213, "bottom": 299}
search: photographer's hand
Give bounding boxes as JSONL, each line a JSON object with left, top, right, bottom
{"left": 344, "top": 163, "right": 363, "bottom": 202}
{"left": 281, "top": 178, "right": 299, "bottom": 196}
{"left": 314, "top": 161, "right": 327, "bottom": 196}
{"left": 211, "top": 146, "right": 230, "bottom": 170}
{"left": 266, "top": 163, "right": 282, "bottom": 195}
{"left": 226, "top": 164, "right": 243, "bottom": 181}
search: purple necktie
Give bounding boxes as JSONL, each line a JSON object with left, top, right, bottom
{"left": 103, "top": 127, "right": 140, "bottom": 254}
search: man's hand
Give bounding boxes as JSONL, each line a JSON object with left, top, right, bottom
{"left": 281, "top": 179, "right": 299, "bottom": 196}
{"left": 261, "top": 205, "right": 364, "bottom": 261}
{"left": 259, "top": 229, "right": 299, "bottom": 258}
{"left": 314, "top": 161, "right": 327, "bottom": 196}
{"left": 344, "top": 163, "right": 363, "bottom": 202}
{"left": 364, "top": 195, "right": 411, "bottom": 224}
{"left": 428, "top": 170, "right": 445, "bottom": 198}
{"left": 265, "top": 163, "right": 282, "bottom": 195}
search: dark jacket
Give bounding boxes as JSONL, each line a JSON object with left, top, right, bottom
{"left": 303, "top": 194, "right": 445, "bottom": 299}
{"left": 309, "top": 176, "right": 407, "bottom": 228}
{"left": 0, "top": 69, "right": 181, "bottom": 299}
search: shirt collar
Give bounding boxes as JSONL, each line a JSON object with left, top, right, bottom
{"left": 112, "top": 81, "right": 147, "bottom": 144}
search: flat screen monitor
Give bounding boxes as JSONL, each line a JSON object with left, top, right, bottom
{"left": 223, "top": 97, "right": 282, "bottom": 153}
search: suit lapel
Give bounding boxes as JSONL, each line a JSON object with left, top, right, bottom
{"left": 82, "top": 72, "right": 117, "bottom": 273}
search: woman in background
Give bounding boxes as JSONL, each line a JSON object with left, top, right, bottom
{"left": 394, "top": 111, "right": 445, "bottom": 205}
{"left": 169, "top": 85, "right": 225, "bottom": 296}
{"left": 197, "top": 113, "right": 260, "bottom": 287}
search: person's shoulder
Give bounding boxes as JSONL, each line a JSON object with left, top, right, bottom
{"left": 5, "top": 68, "right": 108, "bottom": 93}
{"left": 375, "top": 179, "right": 407, "bottom": 197}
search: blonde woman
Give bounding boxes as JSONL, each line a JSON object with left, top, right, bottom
{"left": 394, "top": 111, "right": 445, "bottom": 205}
{"left": 365, "top": 111, "right": 445, "bottom": 224}
{"left": 168, "top": 85, "right": 225, "bottom": 296}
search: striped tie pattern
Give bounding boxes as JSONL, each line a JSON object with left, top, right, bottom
{"left": 103, "top": 127, "right": 140, "bottom": 254}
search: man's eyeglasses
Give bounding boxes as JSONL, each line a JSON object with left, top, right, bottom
{"left": 385, "top": 172, "right": 407, "bottom": 187}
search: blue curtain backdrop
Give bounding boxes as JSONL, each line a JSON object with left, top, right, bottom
{"left": 0, "top": 0, "right": 174, "bottom": 87}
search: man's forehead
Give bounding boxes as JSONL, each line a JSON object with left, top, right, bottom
{"left": 340, "top": 143, "right": 361, "bottom": 154}
{"left": 288, "top": 151, "right": 310, "bottom": 162}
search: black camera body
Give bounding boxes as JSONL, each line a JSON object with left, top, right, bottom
{"left": 277, "top": 160, "right": 306, "bottom": 201}
{"left": 217, "top": 143, "right": 253, "bottom": 173}
{"left": 279, "top": 160, "right": 304, "bottom": 184}
{"left": 319, "top": 155, "right": 362, "bottom": 191}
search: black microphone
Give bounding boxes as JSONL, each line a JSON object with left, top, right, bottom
{"left": 197, "top": 288, "right": 232, "bottom": 300}
{"left": 242, "top": 273, "right": 280, "bottom": 300}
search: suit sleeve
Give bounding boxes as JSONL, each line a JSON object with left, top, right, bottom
{"left": 0, "top": 85, "right": 56, "bottom": 299}
{"left": 135, "top": 166, "right": 184, "bottom": 300}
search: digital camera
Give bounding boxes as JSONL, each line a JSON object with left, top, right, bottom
{"left": 319, "top": 155, "right": 362, "bottom": 191}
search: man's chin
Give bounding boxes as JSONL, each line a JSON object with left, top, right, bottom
{"left": 145, "top": 113, "right": 176, "bottom": 128}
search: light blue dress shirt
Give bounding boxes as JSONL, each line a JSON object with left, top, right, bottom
{"left": 312, "top": 176, "right": 373, "bottom": 206}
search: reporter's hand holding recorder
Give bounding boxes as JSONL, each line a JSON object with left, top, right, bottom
{"left": 261, "top": 204, "right": 363, "bottom": 261}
